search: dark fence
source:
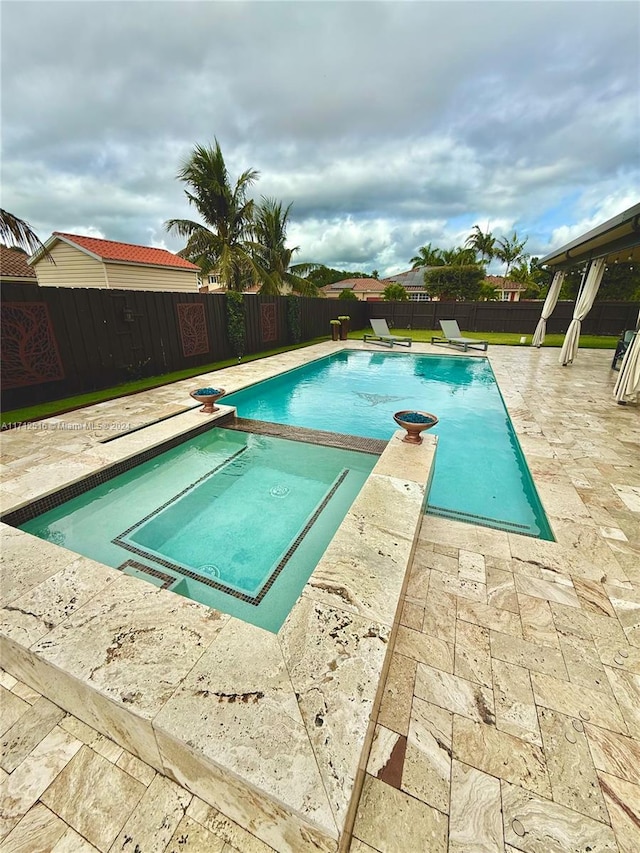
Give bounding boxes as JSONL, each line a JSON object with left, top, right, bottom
{"left": 0, "top": 284, "right": 367, "bottom": 411}
{"left": 1, "top": 283, "right": 637, "bottom": 412}
{"left": 370, "top": 300, "right": 639, "bottom": 337}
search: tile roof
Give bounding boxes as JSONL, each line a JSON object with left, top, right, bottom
{"left": 485, "top": 275, "right": 527, "bottom": 291}
{"left": 0, "top": 245, "right": 38, "bottom": 279}
{"left": 382, "top": 268, "right": 430, "bottom": 288}
{"left": 323, "top": 278, "right": 386, "bottom": 292}
{"left": 52, "top": 232, "right": 200, "bottom": 271}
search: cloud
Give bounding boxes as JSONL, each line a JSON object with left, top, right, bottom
{"left": 1, "top": 1, "right": 638, "bottom": 276}
{"left": 549, "top": 188, "right": 640, "bottom": 250}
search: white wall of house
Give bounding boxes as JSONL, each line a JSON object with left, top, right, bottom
{"left": 105, "top": 262, "right": 198, "bottom": 292}
{"left": 34, "top": 242, "right": 105, "bottom": 288}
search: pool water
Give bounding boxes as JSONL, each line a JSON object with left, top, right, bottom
{"left": 20, "top": 429, "right": 376, "bottom": 632}
{"left": 223, "top": 350, "right": 553, "bottom": 540}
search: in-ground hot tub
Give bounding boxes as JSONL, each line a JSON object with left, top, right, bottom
{"left": 17, "top": 426, "right": 378, "bottom": 632}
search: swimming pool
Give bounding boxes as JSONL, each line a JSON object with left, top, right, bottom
{"left": 19, "top": 428, "right": 376, "bottom": 631}
{"left": 223, "top": 350, "right": 553, "bottom": 540}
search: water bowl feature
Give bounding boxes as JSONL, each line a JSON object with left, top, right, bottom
{"left": 190, "top": 387, "right": 226, "bottom": 414}
{"left": 393, "top": 409, "right": 439, "bottom": 444}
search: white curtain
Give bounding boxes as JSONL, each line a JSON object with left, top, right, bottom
{"left": 559, "top": 257, "right": 607, "bottom": 365}
{"left": 614, "top": 332, "right": 640, "bottom": 404}
{"left": 532, "top": 271, "right": 564, "bottom": 347}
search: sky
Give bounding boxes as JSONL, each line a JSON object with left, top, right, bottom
{"left": 1, "top": 0, "right": 638, "bottom": 277}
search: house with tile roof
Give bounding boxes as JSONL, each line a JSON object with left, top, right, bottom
{"left": 382, "top": 268, "right": 432, "bottom": 300}
{"left": 320, "top": 277, "right": 387, "bottom": 301}
{"left": 0, "top": 245, "right": 39, "bottom": 284}
{"left": 484, "top": 275, "right": 528, "bottom": 301}
{"left": 29, "top": 232, "right": 200, "bottom": 292}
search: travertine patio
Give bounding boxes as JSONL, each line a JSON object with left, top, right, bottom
{"left": 1, "top": 342, "right": 639, "bottom": 853}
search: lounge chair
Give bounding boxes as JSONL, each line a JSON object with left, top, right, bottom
{"left": 431, "top": 320, "right": 488, "bottom": 352}
{"left": 363, "top": 318, "right": 412, "bottom": 348}
{"left": 612, "top": 330, "right": 636, "bottom": 370}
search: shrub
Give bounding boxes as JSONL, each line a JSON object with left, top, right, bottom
{"left": 225, "top": 291, "right": 246, "bottom": 358}
{"left": 424, "top": 265, "right": 485, "bottom": 301}
{"left": 286, "top": 295, "right": 302, "bottom": 343}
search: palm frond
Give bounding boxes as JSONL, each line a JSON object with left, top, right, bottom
{"left": 1, "top": 209, "right": 53, "bottom": 262}
{"left": 283, "top": 271, "right": 319, "bottom": 296}
{"left": 165, "top": 218, "right": 206, "bottom": 239}
{"left": 289, "top": 261, "right": 321, "bottom": 277}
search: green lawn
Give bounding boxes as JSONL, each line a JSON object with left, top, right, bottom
{"left": 1, "top": 338, "right": 325, "bottom": 428}
{"left": 2, "top": 330, "right": 619, "bottom": 427}
{"left": 349, "top": 328, "right": 619, "bottom": 349}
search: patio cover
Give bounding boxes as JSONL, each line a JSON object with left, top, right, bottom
{"left": 613, "top": 331, "right": 640, "bottom": 404}
{"left": 538, "top": 203, "right": 640, "bottom": 363}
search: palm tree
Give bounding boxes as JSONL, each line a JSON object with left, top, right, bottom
{"left": 410, "top": 243, "right": 443, "bottom": 268}
{"left": 165, "top": 140, "right": 259, "bottom": 292}
{"left": 465, "top": 225, "right": 495, "bottom": 265}
{"left": 495, "top": 232, "right": 529, "bottom": 282}
{"left": 252, "top": 198, "right": 318, "bottom": 296}
{"left": 0, "top": 209, "right": 52, "bottom": 260}
{"left": 440, "top": 246, "right": 477, "bottom": 266}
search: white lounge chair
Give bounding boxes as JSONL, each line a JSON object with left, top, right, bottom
{"left": 432, "top": 320, "right": 488, "bottom": 352}
{"left": 363, "top": 318, "right": 412, "bottom": 348}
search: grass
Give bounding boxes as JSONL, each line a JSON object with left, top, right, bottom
{"left": 2, "top": 338, "right": 325, "bottom": 428}
{"left": 349, "top": 328, "right": 619, "bottom": 349}
{"left": 3, "top": 330, "right": 619, "bottom": 427}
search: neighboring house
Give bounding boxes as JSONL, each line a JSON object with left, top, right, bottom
{"left": 198, "top": 272, "right": 222, "bottom": 292}
{"left": 29, "top": 232, "right": 200, "bottom": 292}
{"left": 484, "top": 275, "right": 528, "bottom": 302}
{"left": 382, "top": 268, "right": 432, "bottom": 301}
{"left": 321, "top": 278, "right": 387, "bottom": 301}
{"left": 0, "top": 245, "right": 39, "bottom": 284}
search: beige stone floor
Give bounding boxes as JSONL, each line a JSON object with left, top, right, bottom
{"left": 1, "top": 343, "right": 639, "bottom": 852}
{"left": 0, "top": 670, "right": 273, "bottom": 853}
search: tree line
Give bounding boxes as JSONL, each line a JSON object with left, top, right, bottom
{"left": 407, "top": 226, "right": 638, "bottom": 302}
{"left": 407, "top": 228, "right": 542, "bottom": 301}
{"left": 167, "top": 141, "right": 637, "bottom": 303}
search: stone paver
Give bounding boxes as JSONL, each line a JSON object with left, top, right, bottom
{"left": 354, "top": 344, "right": 639, "bottom": 853}
{"left": 0, "top": 676, "right": 270, "bottom": 852}
{"left": 1, "top": 343, "right": 639, "bottom": 851}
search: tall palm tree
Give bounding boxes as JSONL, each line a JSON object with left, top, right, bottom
{"left": 165, "top": 141, "right": 259, "bottom": 292}
{"left": 252, "top": 198, "right": 318, "bottom": 296}
{"left": 410, "top": 243, "right": 443, "bottom": 268}
{"left": 495, "top": 232, "right": 529, "bottom": 281}
{"left": 465, "top": 225, "right": 495, "bottom": 265}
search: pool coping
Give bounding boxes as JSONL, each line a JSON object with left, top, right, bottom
{"left": 0, "top": 342, "right": 437, "bottom": 852}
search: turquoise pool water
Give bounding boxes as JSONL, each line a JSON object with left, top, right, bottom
{"left": 20, "top": 429, "right": 376, "bottom": 632}
{"left": 224, "top": 351, "right": 553, "bottom": 540}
